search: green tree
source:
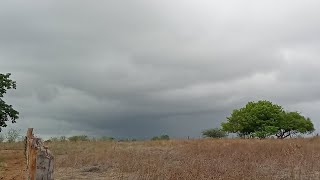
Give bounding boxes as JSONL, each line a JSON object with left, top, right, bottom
{"left": 202, "top": 128, "right": 227, "bottom": 138}
{"left": 221, "top": 100, "right": 314, "bottom": 139}
{"left": 151, "top": 134, "right": 170, "bottom": 141}
{"left": 0, "top": 73, "right": 19, "bottom": 131}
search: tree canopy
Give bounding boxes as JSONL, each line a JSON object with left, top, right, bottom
{"left": 0, "top": 73, "right": 19, "bottom": 131}
{"left": 221, "top": 100, "right": 314, "bottom": 139}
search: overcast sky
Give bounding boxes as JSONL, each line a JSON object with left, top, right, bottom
{"left": 1, "top": 0, "right": 320, "bottom": 139}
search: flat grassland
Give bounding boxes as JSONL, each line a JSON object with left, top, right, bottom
{"left": 1, "top": 138, "right": 320, "bottom": 179}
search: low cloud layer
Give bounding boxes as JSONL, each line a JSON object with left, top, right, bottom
{"left": 1, "top": 0, "right": 320, "bottom": 138}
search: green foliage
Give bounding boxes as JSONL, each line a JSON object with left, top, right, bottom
{"left": 276, "top": 111, "right": 314, "bottom": 139}
{"left": 118, "top": 138, "right": 137, "bottom": 142}
{"left": 151, "top": 136, "right": 160, "bottom": 141}
{"left": 100, "top": 136, "right": 115, "bottom": 141}
{"left": 6, "top": 128, "right": 20, "bottom": 143}
{"left": 0, "top": 73, "right": 19, "bottom": 131}
{"left": 160, "top": 135, "right": 170, "bottom": 140}
{"left": 68, "top": 135, "right": 89, "bottom": 142}
{"left": 151, "top": 134, "right": 170, "bottom": 141}
{"left": 252, "top": 126, "right": 278, "bottom": 139}
{"left": 222, "top": 100, "right": 315, "bottom": 139}
{"left": 202, "top": 128, "right": 227, "bottom": 138}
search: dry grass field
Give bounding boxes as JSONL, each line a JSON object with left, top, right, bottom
{"left": 1, "top": 137, "right": 320, "bottom": 179}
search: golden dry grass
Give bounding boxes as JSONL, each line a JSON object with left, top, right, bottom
{"left": 2, "top": 138, "right": 320, "bottom": 179}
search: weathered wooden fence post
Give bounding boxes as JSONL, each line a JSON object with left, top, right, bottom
{"left": 25, "top": 128, "right": 54, "bottom": 180}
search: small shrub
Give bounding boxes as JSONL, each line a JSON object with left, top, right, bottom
{"left": 159, "top": 135, "right": 170, "bottom": 140}
{"left": 60, "top": 136, "right": 67, "bottom": 142}
{"left": 68, "top": 135, "right": 89, "bottom": 142}
{"left": 117, "top": 138, "right": 137, "bottom": 142}
{"left": 151, "top": 136, "right": 159, "bottom": 141}
{"left": 151, "top": 134, "right": 170, "bottom": 141}
{"left": 202, "top": 128, "right": 227, "bottom": 138}
{"left": 44, "top": 139, "right": 52, "bottom": 143}
{"left": 100, "top": 136, "right": 115, "bottom": 141}
{"left": 0, "top": 133, "right": 4, "bottom": 143}
{"left": 6, "top": 129, "right": 20, "bottom": 143}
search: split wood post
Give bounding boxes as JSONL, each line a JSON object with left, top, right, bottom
{"left": 25, "top": 128, "right": 54, "bottom": 180}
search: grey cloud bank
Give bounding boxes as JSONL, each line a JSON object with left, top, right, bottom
{"left": 1, "top": 0, "right": 320, "bottom": 138}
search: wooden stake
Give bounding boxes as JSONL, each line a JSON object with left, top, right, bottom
{"left": 25, "top": 128, "right": 54, "bottom": 180}
{"left": 26, "top": 128, "right": 37, "bottom": 180}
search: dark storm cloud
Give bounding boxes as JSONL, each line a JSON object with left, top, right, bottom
{"left": 1, "top": 0, "right": 320, "bottom": 138}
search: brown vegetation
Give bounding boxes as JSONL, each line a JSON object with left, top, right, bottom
{"left": 1, "top": 138, "right": 320, "bottom": 179}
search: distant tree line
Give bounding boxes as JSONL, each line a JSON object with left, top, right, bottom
{"left": 44, "top": 134, "right": 172, "bottom": 142}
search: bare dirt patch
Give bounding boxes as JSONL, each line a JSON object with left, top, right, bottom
{"left": 0, "top": 149, "right": 26, "bottom": 180}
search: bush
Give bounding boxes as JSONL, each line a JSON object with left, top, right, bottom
{"left": 151, "top": 134, "right": 170, "bottom": 141}
{"left": 159, "top": 135, "right": 170, "bottom": 140}
{"left": 118, "top": 138, "right": 137, "bottom": 142}
{"left": 6, "top": 128, "right": 20, "bottom": 143}
{"left": 68, "top": 135, "right": 89, "bottom": 142}
{"left": 151, "top": 136, "right": 160, "bottom": 141}
{"left": 202, "top": 128, "right": 227, "bottom": 138}
{"left": 0, "top": 133, "right": 4, "bottom": 143}
{"left": 59, "top": 136, "right": 67, "bottom": 142}
{"left": 99, "top": 136, "right": 115, "bottom": 141}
